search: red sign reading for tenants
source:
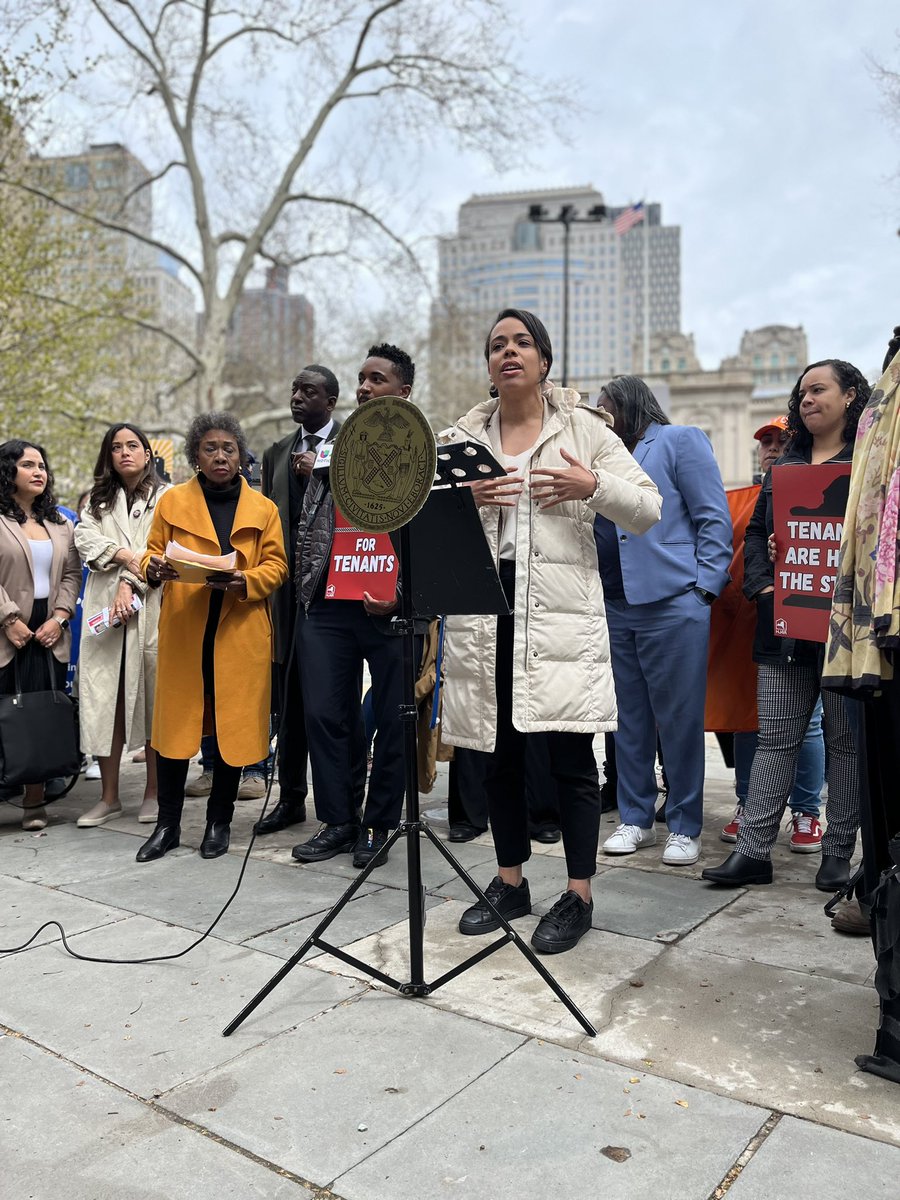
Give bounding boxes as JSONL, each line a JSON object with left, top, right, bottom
{"left": 324, "top": 508, "right": 398, "bottom": 602}
{"left": 771, "top": 462, "right": 851, "bottom": 643}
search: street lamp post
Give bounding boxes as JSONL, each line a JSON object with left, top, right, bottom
{"left": 528, "top": 202, "right": 606, "bottom": 388}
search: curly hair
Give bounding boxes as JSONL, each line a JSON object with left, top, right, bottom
{"left": 0, "top": 439, "right": 65, "bottom": 524}
{"left": 184, "top": 412, "right": 249, "bottom": 470}
{"left": 89, "top": 423, "right": 164, "bottom": 519}
{"left": 365, "top": 343, "right": 416, "bottom": 389}
{"left": 786, "top": 359, "right": 871, "bottom": 453}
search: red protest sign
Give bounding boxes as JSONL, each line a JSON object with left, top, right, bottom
{"left": 324, "top": 508, "right": 398, "bottom": 601}
{"left": 771, "top": 462, "right": 851, "bottom": 643}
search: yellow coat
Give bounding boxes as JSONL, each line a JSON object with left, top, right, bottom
{"left": 142, "top": 477, "right": 288, "bottom": 764}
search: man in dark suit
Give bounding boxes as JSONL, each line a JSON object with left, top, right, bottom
{"left": 254, "top": 365, "right": 340, "bottom": 834}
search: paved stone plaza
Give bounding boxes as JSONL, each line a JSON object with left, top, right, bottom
{"left": 2, "top": 740, "right": 898, "bottom": 1198}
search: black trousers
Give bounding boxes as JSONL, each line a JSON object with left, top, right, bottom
{"left": 298, "top": 599, "right": 405, "bottom": 829}
{"left": 157, "top": 594, "right": 241, "bottom": 827}
{"left": 274, "top": 624, "right": 309, "bottom": 801}
{"left": 484, "top": 562, "right": 601, "bottom": 879}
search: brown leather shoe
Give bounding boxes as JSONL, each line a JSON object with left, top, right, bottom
{"left": 831, "top": 900, "right": 872, "bottom": 936}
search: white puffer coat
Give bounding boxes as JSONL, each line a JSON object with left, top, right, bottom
{"left": 440, "top": 388, "right": 662, "bottom": 752}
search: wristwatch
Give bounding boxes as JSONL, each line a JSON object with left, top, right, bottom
{"left": 695, "top": 588, "right": 716, "bottom": 605}
{"left": 53, "top": 616, "right": 70, "bottom": 630}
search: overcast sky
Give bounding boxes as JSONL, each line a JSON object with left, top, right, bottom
{"left": 413, "top": 0, "right": 899, "bottom": 379}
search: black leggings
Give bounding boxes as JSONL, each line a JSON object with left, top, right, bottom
{"left": 484, "top": 562, "right": 601, "bottom": 879}
{"left": 156, "top": 592, "right": 241, "bottom": 827}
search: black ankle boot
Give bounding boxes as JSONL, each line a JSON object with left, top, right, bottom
{"left": 815, "top": 854, "right": 850, "bottom": 893}
{"left": 701, "top": 851, "right": 773, "bottom": 887}
{"left": 200, "top": 821, "right": 231, "bottom": 859}
{"left": 136, "top": 824, "right": 180, "bottom": 863}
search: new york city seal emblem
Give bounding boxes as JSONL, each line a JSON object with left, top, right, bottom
{"left": 330, "top": 396, "right": 436, "bottom": 533}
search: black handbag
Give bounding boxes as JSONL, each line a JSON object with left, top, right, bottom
{"left": 0, "top": 649, "right": 81, "bottom": 786}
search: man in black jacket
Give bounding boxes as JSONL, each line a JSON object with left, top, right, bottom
{"left": 291, "top": 344, "right": 415, "bottom": 869}
{"left": 254, "top": 365, "right": 341, "bottom": 834}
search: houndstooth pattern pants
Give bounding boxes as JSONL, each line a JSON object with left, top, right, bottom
{"left": 736, "top": 660, "right": 859, "bottom": 862}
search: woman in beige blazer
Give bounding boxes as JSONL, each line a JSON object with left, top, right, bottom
{"left": 0, "top": 439, "right": 82, "bottom": 829}
{"left": 74, "top": 424, "right": 168, "bottom": 828}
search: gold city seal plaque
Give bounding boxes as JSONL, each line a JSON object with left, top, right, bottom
{"left": 330, "top": 395, "right": 437, "bottom": 533}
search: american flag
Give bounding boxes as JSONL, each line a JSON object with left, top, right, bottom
{"left": 614, "top": 202, "right": 645, "bottom": 235}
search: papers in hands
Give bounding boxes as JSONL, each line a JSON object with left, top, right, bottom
{"left": 164, "top": 539, "right": 237, "bottom": 584}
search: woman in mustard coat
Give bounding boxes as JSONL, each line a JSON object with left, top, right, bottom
{"left": 137, "top": 413, "right": 287, "bottom": 862}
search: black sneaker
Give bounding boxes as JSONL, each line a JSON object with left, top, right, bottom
{"left": 291, "top": 822, "right": 359, "bottom": 862}
{"left": 352, "top": 827, "right": 390, "bottom": 869}
{"left": 530, "top": 891, "right": 593, "bottom": 954}
{"left": 458, "top": 876, "right": 532, "bottom": 936}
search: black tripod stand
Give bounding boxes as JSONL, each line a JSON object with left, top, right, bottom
{"left": 223, "top": 476, "right": 596, "bottom": 1039}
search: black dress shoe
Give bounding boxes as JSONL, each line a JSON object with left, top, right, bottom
{"left": 448, "top": 822, "right": 487, "bottom": 843}
{"left": 199, "top": 821, "right": 231, "bottom": 859}
{"left": 292, "top": 822, "right": 359, "bottom": 862}
{"left": 531, "top": 891, "right": 593, "bottom": 954}
{"left": 459, "top": 876, "right": 531, "bottom": 935}
{"left": 701, "top": 851, "right": 773, "bottom": 887}
{"left": 816, "top": 855, "right": 850, "bottom": 893}
{"left": 136, "top": 824, "right": 181, "bottom": 863}
{"left": 529, "top": 824, "right": 561, "bottom": 844}
{"left": 253, "top": 797, "right": 308, "bottom": 835}
{"left": 352, "top": 827, "right": 390, "bottom": 868}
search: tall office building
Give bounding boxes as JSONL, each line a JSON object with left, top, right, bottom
{"left": 225, "top": 264, "right": 314, "bottom": 383}
{"left": 32, "top": 143, "right": 198, "bottom": 406}
{"left": 431, "top": 185, "right": 681, "bottom": 409}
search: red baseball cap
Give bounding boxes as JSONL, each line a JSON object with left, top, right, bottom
{"left": 753, "top": 414, "right": 789, "bottom": 440}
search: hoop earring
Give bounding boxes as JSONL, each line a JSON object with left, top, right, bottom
{"left": 489, "top": 384, "right": 499, "bottom": 399}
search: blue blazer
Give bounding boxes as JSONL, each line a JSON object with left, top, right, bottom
{"left": 611, "top": 423, "right": 732, "bottom": 605}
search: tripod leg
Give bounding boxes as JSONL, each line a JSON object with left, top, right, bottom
{"left": 421, "top": 824, "right": 597, "bottom": 1037}
{"left": 222, "top": 829, "right": 405, "bottom": 1037}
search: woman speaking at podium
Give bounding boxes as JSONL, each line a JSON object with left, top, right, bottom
{"left": 440, "top": 309, "right": 661, "bottom": 954}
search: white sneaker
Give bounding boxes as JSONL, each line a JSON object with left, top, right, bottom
{"left": 84, "top": 760, "right": 101, "bottom": 781}
{"left": 602, "top": 824, "right": 657, "bottom": 855}
{"left": 185, "top": 770, "right": 213, "bottom": 797}
{"left": 662, "top": 833, "right": 701, "bottom": 865}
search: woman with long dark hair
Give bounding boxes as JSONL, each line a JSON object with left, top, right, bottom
{"left": 137, "top": 413, "right": 287, "bottom": 862}
{"left": 703, "top": 359, "right": 870, "bottom": 888}
{"left": 0, "top": 439, "right": 81, "bottom": 828}
{"left": 439, "top": 309, "right": 662, "bottom": 954}
{"left": 74, "top": 423, "right": 167, "bottom": 827}
{"left": 596, "top": 375, "right": 732, "bottom": 866}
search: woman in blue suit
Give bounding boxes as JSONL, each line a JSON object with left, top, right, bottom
{"left": 596, "top": 376, "right": 732, "bottom": 865}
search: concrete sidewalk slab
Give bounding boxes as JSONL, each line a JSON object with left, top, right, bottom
{"left": 335, "top": 1037, "right": 767, "bottom": 1200}
{"left": 0, "top": 823, "right": 174, "bottom": 886}
{"left": 0, "top": 913, "right": 365, "bottom": 1098}
{"left": 2, "top": 1035, "right": 311, "bottom": 1199}
{"left": 244, "top": 885, "right": 443, "bottom": 960}
{"left": 0, "top": 875, "right": 125, "bottom": 954}
{"left": 307, "top": 899, "right": 664, "bottom": 1044}
{"left": 589, "top": 866, "right": 738, "bottom": 941}
{"left": 61, "top": 853, "right": 381, "bottom": 943}
{"left": 164, "top": 990, "right": 526, "bottom": 1187}
{"left": 587, "top": 942, "right": 898, "bottom": 1144}
{"left": 686, "top": 882, "right": 876, "bottom": 985}
{"left": 727, "top": 1115, "right": 900, "bottom": 1198}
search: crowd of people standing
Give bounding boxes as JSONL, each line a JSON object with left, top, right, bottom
{"left": 0, "top": 308, "right": 885, "bottom": 957}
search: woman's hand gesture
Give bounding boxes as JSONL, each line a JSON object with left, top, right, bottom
{"left": 529, "top": 448, "right": 597, "bottom": 509}
{"left": 206, "top": 570, "right": 248, "bottom": 599}
{"left": 469, "top": 467, "right": 524, "bottom": 509}
{"left": 146, "top": 555, "right": 179, "bottom": 585}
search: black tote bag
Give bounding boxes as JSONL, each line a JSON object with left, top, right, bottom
{"left": 0, "top": 650, "right": 80, "bottom": 786}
